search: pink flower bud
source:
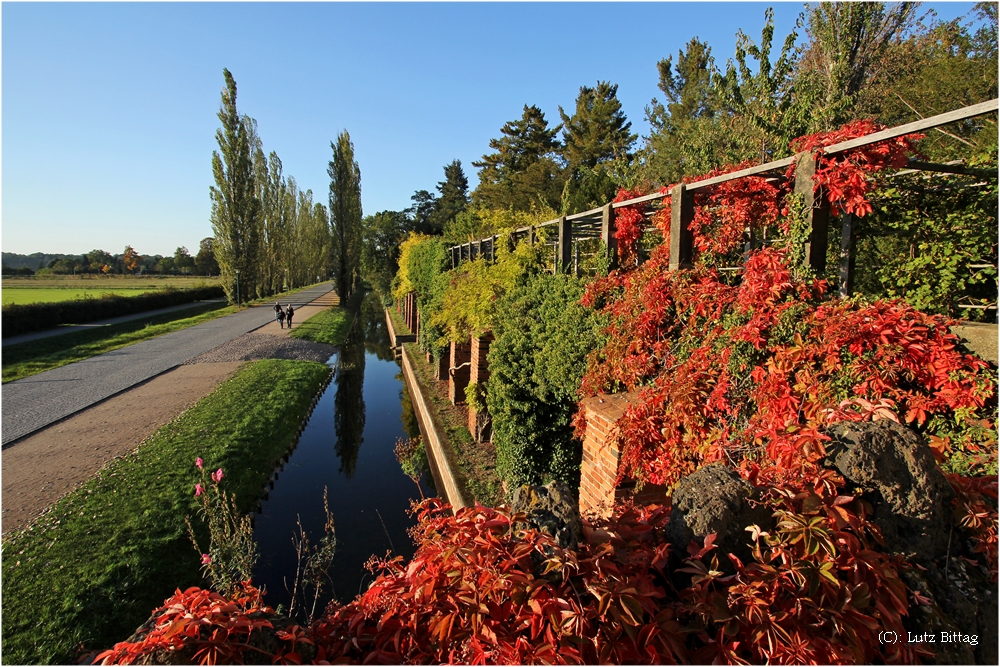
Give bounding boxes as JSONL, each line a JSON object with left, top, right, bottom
{"left": 201, "top": 554, "right": 212, "bottom": 565}
{"left": 195, "top": 457, "right": 203, "bottom": 470}
{"left": 194, "top": 483, "right": 203, "bottom": 497}
{"left": 212, "top": 469, "right": 224, "bottom": 483}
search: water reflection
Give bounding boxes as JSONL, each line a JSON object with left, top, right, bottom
{"left": 252, "top": 291, "right": 433, "bottom": 614}
{"left": 333, "top": 324, "right": 366, "bottom": 478}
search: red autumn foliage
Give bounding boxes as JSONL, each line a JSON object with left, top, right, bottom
{"left": 788, "top": 119, "right": 924, "bottom": 217}
{"left": 98, "top": 495, "right": 947, "bottom": 665}
{"left": 612, "top": 188, "right": 647, "bottom": 269}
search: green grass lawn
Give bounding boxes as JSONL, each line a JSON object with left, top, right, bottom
{"left": 2, "top": 276, "right": 222, "bottom": 305}
{"left": 288, "top": 306, "right": 355, "bottom": 346}
{"left": 1, "top": 301, "right": 233, "bottom": 384}
{"left": 0, "top": 359, "right": 331, "bottom": 665}
{"left": 1, "top": 287, "right": 168, "bottom": 305}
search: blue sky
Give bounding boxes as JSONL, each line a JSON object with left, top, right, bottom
{"left": 1, "top": 1, "right": 982, "bottom": 256}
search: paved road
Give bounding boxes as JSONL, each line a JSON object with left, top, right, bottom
{"left": 1, "top": 283, "right": 334, "bottom": 446}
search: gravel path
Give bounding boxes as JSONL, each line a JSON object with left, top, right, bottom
{"left": 1, "top": 284, "right": 334, "bottom": 446}
{"left": 185, "top": 333, "right": 337, "bottom": 365}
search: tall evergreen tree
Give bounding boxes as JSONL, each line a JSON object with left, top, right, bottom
{"left": 472, "top": 105, "right": 565, "bottom": 212}
{"left": 210, "top": 69, "right": 262, "bottom": 305}
{"left": 407, "top": 189, "right": 439, "bottom": 234}
{"left": 328, "top": 130, "right": 363, "bottom": 301}
{"left": 559, "top": 81, "right": 636, "bottom": 171}
{"left": 645, "top": 38, "right": 728, "bottom": 183}
{"left": 429, "top": 160, "right": 470, "bottom": 232}
{"left": 558, "top": 82, "right": 637, "bottom": 213}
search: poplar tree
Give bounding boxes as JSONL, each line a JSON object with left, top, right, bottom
{"left": 329, "top": 130, "right": 363, "bottom": 301}
{"left": 210, "top": 69, "right": 262, "bottom": 305}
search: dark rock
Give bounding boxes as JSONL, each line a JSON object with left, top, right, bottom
{"left": 510, "top": 481, "right": 583, "bottom": 549}
{"left": 665, "top": 463, "right": 770, "bottom": 568}
{"left": 825, "top": 420, "right": 954, "bottom": 560}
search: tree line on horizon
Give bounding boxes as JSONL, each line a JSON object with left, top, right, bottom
{"left": 1, "top": 242, "right": 220, "bottom": 277}
{"left": 210, "top": 68, "right": 363, "bottom": 305}
{"left": 366, "top": 1, "right": 997, "bottom": 316}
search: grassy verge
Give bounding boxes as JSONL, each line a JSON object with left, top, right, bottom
{"left": 1, "top": 301, "right": 233, "bottom": 384}
{"left": 388, "top": 305, "right": 409, "bottom": 336}
{"left": 0, "top": 359, "right": 331, "bottom": 664}
{"left": 403, "top": 343, "right": 501, "bottom": 506}
{"left": 288, "top": 307, "right": 353, "bottom": 346}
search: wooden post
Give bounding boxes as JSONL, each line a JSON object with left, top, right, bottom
{"left": 839, "top": 213, "right": 856, "bottom": 298}
{"left": 491, "top": 235, "right": 498, "bottom": 263}
{"left": 669, "top": 183, "right": 695, "bottom": 271}
{"left": 574, "top": 240, "right": 580, "bottom": 277}
{"left": 794, "top": 152, "right": 831, "bottom": 274}
{"left": 530, "top": 226, "right": 537, "bottom": 246}
{"left": 451, "top": 246, "right": 457, "bottom": 269}
{"left": 600, "top": 203, "right": 618, "bottom": 269}
{"left": 555, "top": 216, "right": 572, "bottom": 274}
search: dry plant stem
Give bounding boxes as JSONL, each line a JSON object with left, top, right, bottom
{"left": 375, "top": 508, "right": 396, "bottom": 553}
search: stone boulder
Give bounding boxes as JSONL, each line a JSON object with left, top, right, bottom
{"left": 510, "top": 481, "right": 583, "bottom": 549}
{"left": 665, "top": 463, "right": 770, "bottom": 568}
{"left": 824, "top": 420, "right": 954, "bottom": 560}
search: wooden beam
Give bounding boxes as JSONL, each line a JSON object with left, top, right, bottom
{"left": 556, "top": 216, "right": 571, "bottom": 274}
{"left": 794, "top": 152, "right": 831, "bottom": 274}
{"left": 600, "top": 203, "right": 618, "bottom": 270}
{"left": 669, "top": 184, "right": 695, "bottom": 271}
{"left": 902, "top": 160, "right": 997, "bottom": 179}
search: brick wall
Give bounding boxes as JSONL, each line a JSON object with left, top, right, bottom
{"left": 448, "top": 340, "right": 472, "bottom": 404}
{"left": 577, "top": 392, "right": 667, "bottom": 517}
{"left": 467, "top": 333, "right": 494, "bottom": 442}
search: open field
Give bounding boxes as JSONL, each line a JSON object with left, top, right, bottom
{"left": 2, "top": 275, "right": 222, "bottom": 305}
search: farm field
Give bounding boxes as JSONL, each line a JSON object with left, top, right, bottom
{"left": 2, "top": 276, "right": 221, "bottom": 305}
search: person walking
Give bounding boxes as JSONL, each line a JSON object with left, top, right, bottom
{"left": 286, "top": 305, "right": 295, "bottom": 329}
{"left": 274, "top": 302, "right": 286, "bottom": 329}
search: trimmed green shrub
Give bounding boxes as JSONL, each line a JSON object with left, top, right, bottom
{"left": 487, "top": 272, "right": 601, "bottom": 496}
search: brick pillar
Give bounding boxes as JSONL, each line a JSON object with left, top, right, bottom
{"left": 403, "top": 293, "right": 411, "bottom": 331}
{"left": 467, "top": 333, "right": 494, "bottom": 442}
{"left": 406, "top": 293, "right": 416, "bottom": 333}
{"left": 578, "top": 392, "right": 641, "bottom": 518}
{"left": 413, "top": 305, "right": 419, "bottom": 338}
{"left": 448, "top": 340, "right": 472, "bottom": 404}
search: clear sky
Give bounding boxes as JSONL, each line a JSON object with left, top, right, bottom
{"left": 1, "top": 1, "right": 982, "bottom": 256}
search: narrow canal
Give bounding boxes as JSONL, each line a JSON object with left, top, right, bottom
{"left": 252, "top": 292, "right": 432, "bottom": 615}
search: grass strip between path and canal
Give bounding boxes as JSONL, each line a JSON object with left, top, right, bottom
{"left": 288, "top": 306, "right": 353, "bottom": 346}
{"left": 0, "top": 359, "right": 331, "bottom": 665}
{"left": 1, "top": 301, "right": 234, "bottom": 384}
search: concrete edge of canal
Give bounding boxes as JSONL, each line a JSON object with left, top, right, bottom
{"left": 400, "top": 344, "right": 469, "bottom": 511}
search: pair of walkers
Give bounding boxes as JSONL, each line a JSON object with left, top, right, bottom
{"left": 273, "top": 302, "right": 295, "bottom": 329}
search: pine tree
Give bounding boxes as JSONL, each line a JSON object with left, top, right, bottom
{"left": 644, "top": 38, "right": 727, "bottom": 183}
{"left": 472, "top": 105, "right": 565, "bottom": 211}
{"left": 558, "top": 82, "right": 637, "bottom": 213}
{"left": 329, "top": 130, "right": 363, "bottom": 301}
{"left": 210, "top": 69, "right": 262, "bottom": 305}
{"left": 407, "top": 189, "right": 439, "bottom": 234}
{"left": 559, "top": 81, "right": 636, "bottom": 171}
{"left": 429, "top": 160, "right": 470, "bottom": 232}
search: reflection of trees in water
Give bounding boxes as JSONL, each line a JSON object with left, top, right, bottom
{"left": 334, "top": 322, "right": 366, "bottom": 478}
{"left": 360, "top": 291, "right": 394, "bottom": 361}
{"left": 398, "top": 377, "right": 420, "bottom": 439}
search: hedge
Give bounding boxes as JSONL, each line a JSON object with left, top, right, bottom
{"left": 1, "top": 286, "right": 225, "bottom": 337}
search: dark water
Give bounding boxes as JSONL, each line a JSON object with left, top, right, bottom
{"left": 252, "top": 292, "right": 431, "bottom": 614}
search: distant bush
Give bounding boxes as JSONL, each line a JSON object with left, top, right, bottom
{"left": 1, "top": 286, "right": 224, "bottom": 337}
